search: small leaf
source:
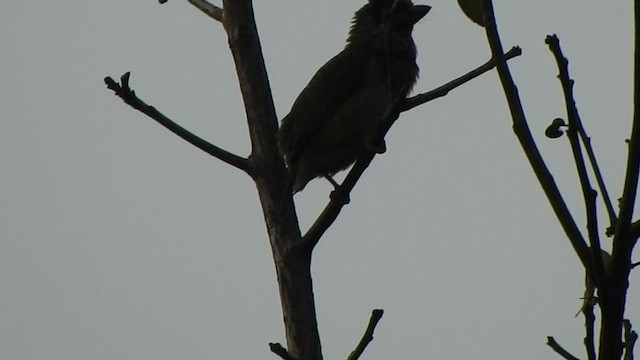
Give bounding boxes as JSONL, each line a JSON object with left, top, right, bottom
{"left": 457, "top": 0, "right": 486, "bottom": 27}
{"left": 545, "top": 118, "right": 566, "bottom": 139}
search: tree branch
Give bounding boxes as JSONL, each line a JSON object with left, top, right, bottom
{"left": 221, "top": 2, "right": 320, "bottom": 360}
{"left": 104, "top": 72, "right": 252, "bottom": 174}
{"left": 546, "top": 34, "right": 608, "bottom": 297}
{"left": 547, "top": 337, "right": 580, "bottom": 360}
{"left": 481, "top": 0, "right": 591, "bottom": 271}
{"left": 402, "top": 46, "right": 522, "bottom": 111}
{"left": 545, "top": 35, "right": 617, "bottom": 234}
{"left": 347, "top": 309, "right": 385, "bottom": 360}
{"left": 302, "top": 48, "right": 521, "bottom": 249}
{"left": 187, "top": 0, "right": 223, "bottom": 22}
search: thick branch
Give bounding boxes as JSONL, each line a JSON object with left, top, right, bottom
{"left": 481, "top": 0, "right": 591, "bottom": 270}
{"left": 547, "top": 337, "right": 580, "bottom": 360}
{"left": 222, "top": 2, "right": 319, "bottom": 360}
{"left": 302, "top": 49, "right": 521, "bottom": 249}
{"left": 104, "top": 72, "right": 252, "bottom": 174}
{"left": 347, "top": 309, "right": 385, "bottom": 360}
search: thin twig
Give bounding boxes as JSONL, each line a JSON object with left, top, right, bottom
{"left": 402, "top": 46, "right": 522, "bottom": 111}
{"left": 347, "top": 309, "right": 385, "bottom": 360}
{"left": 547, "top": 337, "right": 581, "bottom": 360}
{"left": 546, "top": 34, "right": 608, "bottom": 297}
{"left": 104, "top": 72, "right": 252, "bottom": 175}
{"left": 301, "top": 49, "right": 521, "bottom": 249}
{"left": 624, "top": 319, "right": 638, "bottom": 360}
{"left": 269, "top": 343, "right": 298, "bottom": 360}
{"left": 481, "top": 0, "right": 591, "bottom": 271}
{"left": 186, "top": 0, "right": 223, "bottom": 21}
{"left": 545, "top": 35, "right": 617, "bottom": 233}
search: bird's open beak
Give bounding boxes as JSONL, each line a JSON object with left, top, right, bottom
{"left": 397, "top": 5, "right": 431, "bottom": 25}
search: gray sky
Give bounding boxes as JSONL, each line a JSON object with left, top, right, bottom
{"left": 2, "top": 1, "right": 638, "bottom": 359}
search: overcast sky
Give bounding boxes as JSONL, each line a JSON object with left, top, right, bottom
{"left": 2, "top": 1, "right": 638, "bottom": 359}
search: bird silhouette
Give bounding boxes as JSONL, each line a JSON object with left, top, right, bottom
{"left": 278, "top": 0, "right": 430, "bottom": 193}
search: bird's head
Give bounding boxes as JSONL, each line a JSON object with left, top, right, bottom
{"left": 347, "top": 0, "right": 431, "bottom": 46}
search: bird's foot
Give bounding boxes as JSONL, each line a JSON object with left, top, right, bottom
{"left": 330, "top": 187, "right": 350, "bottom": 205}
{"left": 324, "top": 176, "right": 350, "bottom": 204}
{"left": 364, "top": 138, "right": 386, "bottom": 154}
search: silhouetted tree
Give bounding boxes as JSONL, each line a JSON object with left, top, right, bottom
{"left": 105, "top": 0, "right": 639, "bottom": 359}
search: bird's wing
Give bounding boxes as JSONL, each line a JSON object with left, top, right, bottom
{"left": 278, "top": 47, "right": 371, "bottom": 164}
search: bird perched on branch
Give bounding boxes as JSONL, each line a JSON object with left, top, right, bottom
{"left": 278, "top": 0, "right": 430, "bottom": 193}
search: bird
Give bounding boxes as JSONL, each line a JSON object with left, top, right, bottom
{"left": 278, "top": 0, "right": 430, "bottom": 193}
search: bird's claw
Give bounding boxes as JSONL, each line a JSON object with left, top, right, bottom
{"left": 330, "top": 187, "right": 350, "bottom": 205}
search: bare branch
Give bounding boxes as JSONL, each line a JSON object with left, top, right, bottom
{"left": 546, "top": 34, "right": 608, "bottom": 296}
{"left": 481, "top": 0, "right": 591, "bottom": 271}
{"left": 187, "top": 0, "right": 223, "bottom": 21}
{"left": 546, "top": 35, "right": 617, "bottom": 233}
{"left": 347, "top": 309, "right": 385, "bottom": 360}
{"left": 547, "top": 337, "right": 580, "bottom": 360}
{"left": 104, "top": 72, "right": 252, "bottom": 175}
{"left": 222, "top": 2, "right": 319, "bottom": 359}
{"left": 402, "top": 46, "right": 522, "bottom": 112}
{"left": 269, "top": 343, "right": 298, "bottom": 360}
